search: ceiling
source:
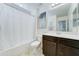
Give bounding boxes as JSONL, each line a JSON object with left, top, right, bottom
{"left": 15, "top": 3, "right": 52, "bottom": 16}
{"left": 19, "top": 3, "right": 72, "bottom": 17}
{"left": 16, "top": 3, "right": 40, "bottom": 15}
{"left": 49, "top": 3, "right": 72, "bottom": 17}
{"left": 5, "top": 3, "right": 72, "bottom": 17}
{"left": 17, "top": 3, "right": 41, "bottom": 10}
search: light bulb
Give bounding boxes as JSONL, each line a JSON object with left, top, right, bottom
{"left": 51, "top": 3, "right": 55, "bottom": 6}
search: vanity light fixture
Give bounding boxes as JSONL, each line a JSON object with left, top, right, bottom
{"left": 51, "top": 3, "right": 56, "bottom": 6}
{"left": 51, "top": 3, "right": 62, "bottom": 7}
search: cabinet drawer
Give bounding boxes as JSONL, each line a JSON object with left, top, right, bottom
{"left": 43, "top": 35, "right": 57, "bottom": 43}
{"left": 58, "top": 38, "right": 79, "bottom": 49}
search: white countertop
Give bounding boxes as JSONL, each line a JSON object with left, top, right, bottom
{"left": 42, "top": 31, "right": 79, "bottom": 40}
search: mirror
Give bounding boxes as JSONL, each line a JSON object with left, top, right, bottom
{"left": 38, "top": 12, "right": 47, "bottom": 33}
{"left": 37, "top": 3, "right": 79, "bottom": 34}
{"left": 72, "top": 7, "right": 77, "bottom": 33}
{"left": 56, "top": 4, "right": 70, "bottom": 32}
{"left": 57, "top": 18, "right": 65, "bottom": 32}
{"left": 77, "top": 4, "right": 79, "bottom": 32}
{"left": 57, "top": 17, "right": 68, "bottom": 32}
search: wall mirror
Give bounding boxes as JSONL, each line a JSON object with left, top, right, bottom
{"left": 57, "top": 17, "right": 68, "bottom": 32}
{"left": 56, "top": 3, "right": 79, "bottom": 34}
{"left": 56, "top": 4, "right": 70, "bottom": 32}
{"left": 37, "top": 3, "right": 79, "bottom": 35}
{"left": 38, "top": 12, "right": 47, "bottom": 33}
{"left": 77, "top": 4, "right": 79, "bottom": 33}
{"left": 67, "top": 3, "right": 79, "bottom": 35}
{"left": 72, "top": 6, "right": 77, "bottom": 33}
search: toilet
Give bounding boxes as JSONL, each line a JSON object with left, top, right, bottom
{"left": 30, "top": 41, "right": 41, "bottom": 48}
{"left": 28, "top": 33, "right": 43, "bottom": 56}
{"left": 30, "top": 40, "right": 41, "bottom": 55}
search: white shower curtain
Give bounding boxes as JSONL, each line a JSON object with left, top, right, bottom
{"left": 0, "top": 4, "right": 35, "bottom": 50}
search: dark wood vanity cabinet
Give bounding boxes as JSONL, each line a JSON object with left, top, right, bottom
{"left": 43, "top": 35, "right": 57, "bottom": 56}
{"left": 42, "top": 35, "right": 79, "bottom": 56}
{"left": 57, "top": 44, "right": 72, "bottom": 56}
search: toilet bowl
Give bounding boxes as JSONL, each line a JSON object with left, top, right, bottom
{"left": 29, "top": 40, "right": 41, "bottom": 55}
{"left": 28, "top": 34, "right": 42, "bottom": 55}
{"left": 30, "top": 41, "right": 40, "bottom": 48}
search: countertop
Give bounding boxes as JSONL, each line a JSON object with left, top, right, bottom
{"left": 42, "top": 31, "right": 79, "bottom": 40}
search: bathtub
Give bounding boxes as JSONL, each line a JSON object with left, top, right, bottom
{"left": 0, "top": 41, "right": 43, "bottom": 56}
{"left": 0, "top": 43, "right": 30, "bottom": 56}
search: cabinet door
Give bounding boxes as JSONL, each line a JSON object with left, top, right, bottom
{"left": 57, "top": 44, "right": 71, "bottom": 56}
{"left": 57, "top": 38, "right": 79, "bottom": 56}
{"left": 43, "top": 40, "right": 56, "bottom": 56}
{"left": 57, "top": 38, "right": 71, "bottom": 56}
{"left": 58, "top": 44, "right": 79, "bottom": 56}
{"left": 69, "top": 47, "right": 79, "bottom": 56}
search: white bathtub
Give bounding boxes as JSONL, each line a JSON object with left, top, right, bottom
{"left": 0, "top": 42, "right": 43, "bottom": 56}
{"left": 0, "top": 43, "right": 29, "bottom": 56}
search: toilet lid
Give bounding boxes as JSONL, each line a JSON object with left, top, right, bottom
{"left": 30, "top": 41, "right": 40, "bottom": 47}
